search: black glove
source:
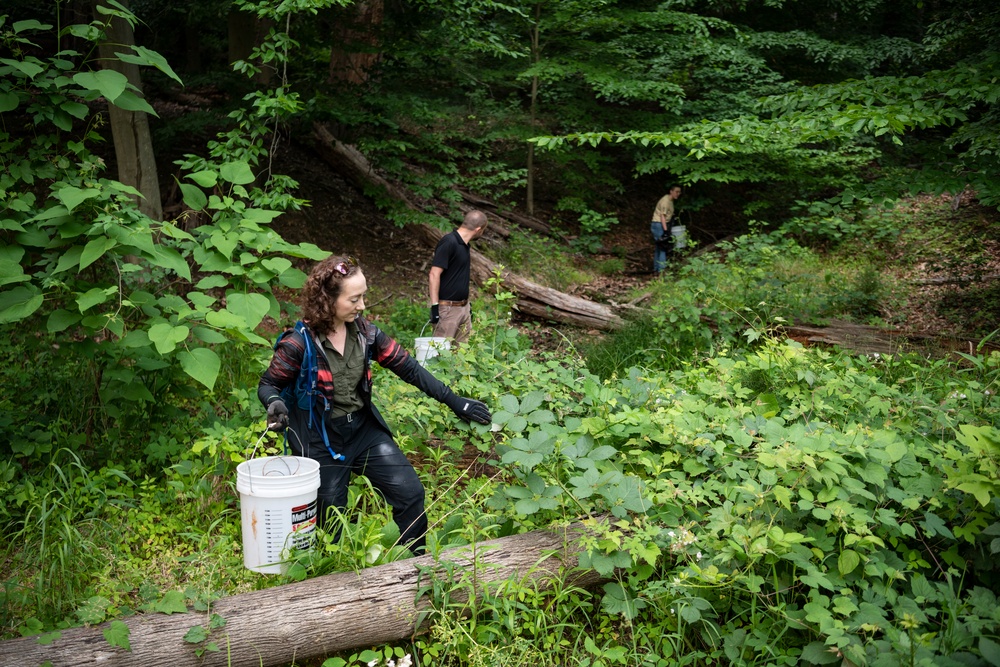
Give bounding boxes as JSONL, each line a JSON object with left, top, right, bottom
{"left": 266, "top": 400, "right": 289, "bottom": 432}
{"left": 445, "top": 395, "right": 492, "bottom": 424}
{"left": 430, "top": 304, "right": 440, "bottom": 324}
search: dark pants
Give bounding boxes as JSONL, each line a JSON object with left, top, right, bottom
{"left": 289, "top": 410, "right": 427, "bottom": 553}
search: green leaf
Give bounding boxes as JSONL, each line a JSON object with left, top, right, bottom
{"left": 179, "top": 183, "right": 207, "bottom": 211}
{"left": 225, "top": 292, "right": 270, "bottom": 330}
{"left": 801, "top": 641, "right": 839, "bottom": 664}
{"left": 0, "top": 91, "right": 19, "bottom": 112}
{"left": 188, "top": 170, "right": 218, "bottom": 188}
{"left": 73, "top": 69, "right": 128, "bottom": 102}
{"left": 219, "top": 161, "right": 256, "bottom": 185}
{"left": 55, "top": 186, "right": 100, "bottom": 213}
{"left": 114, "top": 45, "right": 183, "bottom": 84}
{"left": 103, "top": 620, "right": 131, "bottom": 652}
{"left": 14, "top": 19, "right": 52, "bottom": 33}
{"left": 80, "top": 237, "right": 117, "bottom": 270}
{"left": 0, "top": 259, "right": 28, "bottom": 286}
{"left": 36, "top": 631, "right": 61, "bottom": 646}
{"left": 76, "top": 286, "right": 115, "bottom": 312}
{"left": 148, "top": 323, "right": 190, "bottom": 354}
{"left": 47, "top": 309, "right": 81, "bottom": 332}
{"left": 195, "top": 275, "right": 229, "bottom": 290}
{"left": 183, "top": 625, "right": 209, "bottom": 644}
{"left": 153, "top": 590, "right": 188, "bottom": 615}
{"left": 111, "top": 89, "right": 156, "bottom": 116}
{"left": 838, "top": 549, "right": 861, "bottom": 575}
{"left": 500, "top": 394, "right": 520, "bottom": 414}
{"left": 178, "top": 348, "right": 221, "bottom": 391}
{"left": 0, "top": 285, "right": 44, "bottom": 323}
{"left": 145, "top": 246, "right": 191, "bottom": 280}
{"left": 884, "top": 438, "right": 907, "bottom": 462}
{"left": 981, "top": 637, "right": 1000, "bottom": 666}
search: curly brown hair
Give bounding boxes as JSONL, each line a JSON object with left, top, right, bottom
{"left": 300, "top": 255, "right": 362, "bottom": 336}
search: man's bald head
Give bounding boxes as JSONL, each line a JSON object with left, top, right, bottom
{"left": 461, "top": 210, "right": 489, "bottom": 231}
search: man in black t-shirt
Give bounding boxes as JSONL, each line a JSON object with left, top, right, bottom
{"left": 428, "top": 210, "right": 488, "bottom": 343}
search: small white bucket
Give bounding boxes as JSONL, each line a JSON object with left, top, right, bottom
{"left": 236, "top": 456, "right": 321, "bottom": 574}
{"left": 414, "top": 336, "right": 450, "bottom": 364}
{"left": 670, "top": 225, "right": 688, "bottom": 250}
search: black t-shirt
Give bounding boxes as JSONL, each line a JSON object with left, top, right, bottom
{"left": 432, "top": 230, "right": 471, "bottom": 301}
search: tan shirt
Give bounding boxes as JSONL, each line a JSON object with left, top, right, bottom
{"left": 652, "top": 195, "right": 675, "bottom": 226}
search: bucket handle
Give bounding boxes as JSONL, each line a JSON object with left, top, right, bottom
{"left": 245, "top": 428, "right": 304, "bottom": 494}
{"left": 419, "top": 321, "right": 431, "bottom": 338}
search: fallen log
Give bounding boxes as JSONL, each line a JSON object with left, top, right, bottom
{"left": 312, "top": 123, "right": 623, "bottom": 330}
{"left": 0, "top": 523, "right": 606, "bottom": 667}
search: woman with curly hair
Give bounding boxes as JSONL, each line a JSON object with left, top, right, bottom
{"left": 258, "top": 255, "right": 491, "bottom": 554}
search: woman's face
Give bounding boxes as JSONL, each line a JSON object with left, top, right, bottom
{"left": 333, "top": 271, "right": 367, "bottom": 325}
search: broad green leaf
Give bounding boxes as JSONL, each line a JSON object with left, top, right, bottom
{"left": 47, "top": 309, "right": 81, "bottom": 332}
{"left": 800, "top": 641, "right": 839, "bottom": 664}
{"left": 178, "top": 347, "right": 220, "bottom": 391}
{"left": 55, "top": 186, "right": 100, "bottom": 212}
{"left": 102, "top": 620, "right": 131, "bottom": 652}
{"left": 0, "top": 92, "right": 19, "bottom": 113}
{"left": 80, "top": 237, "right": 117, "bottom": 270}
{"left": 192, "top": 326, "right": 228, "bottom": 344}
{"left": 111, "top": 89, "right": 156, "bottom": 116}
{"left": 14, "top": 20, "right": 52, "bottom": 33}
{"left": 211, "top": 231, "right": 238, "bottom": 259}
{"left": 179, "top": 183, "right": 207, "bottom": 211}
{"left": 114, "top": 45, "right": 183, "bottom": 84}
{"left": 0, "top": 285, "right": 43, "bottom": 323}
{"left": 884, "top": 438, "right": 907, "bottom": 462}
{"left": 206, "top": 309, "right": 247, "bottom": 329}
{"left": 77, "top": 286, "right": 116, "bottom": 312}
{"left": 73, "top": 69, "right": 128, "bottom": 102}
{"left": 500, "top": 394, "right": 520, "bottom": 414}
{"left": 183, "top": 625, "right": 208, "bottom": 643}
{"left": 148, "top": 323, "right": 189, "bottom": 354}
{"left": 838, "top": 549, "right": 860, "bottom": 575}
{"left": 36, "top": 631, "right": 61, "bottom": 646}
{"left": 188, "top": 170, "right": 218, "bottom": 188}
{"left": 219, "top": 161, "right": 256, "bottom": 185}
{"left": 0, "top": 259, "right": 28, "bottom": 286}
{"left": 225, "top": 292, "right": 270, "bottom": 330}
{"left": 153, "top": 591, "right": 188, "bottom": 615}
{"left": 145, "top": 246, "right": 191, "bottom": 280}
{"left": 981, "top": 637, "right": 1000, "bottom": 667}
{"left": 195, "top": 275, "right": 229, "bottom": 289}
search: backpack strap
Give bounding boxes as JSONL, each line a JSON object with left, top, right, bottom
{"left": 280, "top": 321, "right": 345, "bottom": 462}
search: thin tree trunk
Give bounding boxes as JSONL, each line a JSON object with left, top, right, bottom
{"left": 94, "top": 0, "right": 162, "bottom": 221}
{"left": 312, "top": 124, "right": 624, "bottom": 330}
{"left": 0, "top": 523, "right": 606, "bottom": 667}
{"left": 526, "top": 3, "right": 542, "bottom": 215}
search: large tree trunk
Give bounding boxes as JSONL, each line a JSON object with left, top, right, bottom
{"left": 311, "top": 124, "right": 624, "bottom": 330}
{"left": 94, "top": 0, "right": 162, "bottom": 221}
{"left": 328, "top": 0, "right": 384, "bottom": 85}
{"left": 0, "top": 523, "right": 605, "bottom": 667}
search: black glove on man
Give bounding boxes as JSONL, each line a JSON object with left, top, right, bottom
{"left": 445, "top": 395, "right": 492, "bottom": 424}
{"left": 430, "top": 304, "right": 441, "bottom": 324}
{"left": 266, "top": 399, "right": 289, "bottom": 432}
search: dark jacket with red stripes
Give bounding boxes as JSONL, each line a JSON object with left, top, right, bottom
{"left": 258, "top": 316, "right": 457, "bottom": 449}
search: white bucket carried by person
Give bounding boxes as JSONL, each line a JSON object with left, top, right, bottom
{"left": 414, "top": 322, "right": 450, "bottom": 365}
{"left": 670, "top": 224, "right": 688, "bottom": 251}
{"left": 236, "top": 437, "right": 321, "bottom": 574}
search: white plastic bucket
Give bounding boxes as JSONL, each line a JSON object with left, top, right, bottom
{"left": 670, "top": 225, "right": 688, "bottom": 250}
{"left": 236, "top": 456, "right": 321, "bottom": 574}
{"left": 414, "top": 336, "right": 450, "bottom": 364}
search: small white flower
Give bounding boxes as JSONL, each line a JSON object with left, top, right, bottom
{"left": 368, "top": 661, "right": 378, "bottom": 667}
{"left": 668, "top": 531, "right": 675, "bottom": 537}
{"left": 696, "top": 551, "right": 702, "bottom": 560}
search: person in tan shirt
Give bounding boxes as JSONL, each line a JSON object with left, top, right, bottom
{"left": 651, "top": 185, "right": 682, "bottom": 273}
